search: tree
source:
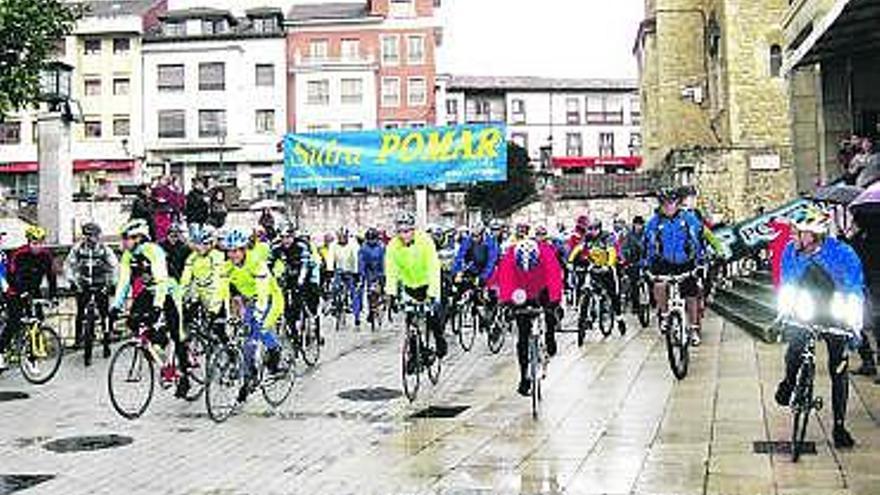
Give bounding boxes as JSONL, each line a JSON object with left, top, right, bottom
{"left": 0, "top": 0, "right": 81, "bottom": 119}
{"left": 465, "top": 142, "right": 537, "bottom": 216}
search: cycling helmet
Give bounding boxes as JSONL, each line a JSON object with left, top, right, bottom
{"left": 120, "top": 219, "right": 150, "bottom": 239}
{"left": 168, "top": 223, "right": 185, "bottom": 234}
{"left": 395, "top": 212, "right": 416, "bottom": 231}
{"left": 82, "top": 222, "right": 101, "bottom": 237}
{"left": 365, "top": 227, "right": 379, "bottom": 241}
{"left": 514, "top": 240, "right": 541, "bottom": 272}
{"left": 279, "top": 221, "right": 297, "bottom": 237}
{"left": 576, "top": 215, "right": 590, "bottom": 230}
{"left": 632, "top": 215, "right": 645, "bottom": 226}
{"left": 191, "top": 226, "right": 216, "bottom": 246}
{"left": 338, "top": 226, "right": 350, "bottom": 238}
{"left": 488, "top": 219, "right": 503, "bottom": 232}
{"left": 221, "top": 229, "right": 250, "bottom": 250}
{"left": 535, "top": 225, "right": 548, "bottom": 238}
{"left": 792, "top": 205, "right": 830, "bottom": 234}
{"left": 296, "top": 228, "right": 311, "bottom": 241}
{"left": 24, "top": 225, "right": 47, "bottom": 242}
{"left": 516, "top": 223, "right": 530, "bottom": 236}
{"left": 324, "top": 232, "right": 335, "bottom": 243}
{"left": 677, "top": 184, "right": 697, "bottom": 198}
{"left": 657, "top": 187, "right": 681, "bottom": 202}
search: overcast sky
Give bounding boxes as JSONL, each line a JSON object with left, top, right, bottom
{"left": 437, "top": 0, "right": 643, "bottom": 79}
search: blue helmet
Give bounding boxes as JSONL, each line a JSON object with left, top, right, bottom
{"left": 190, "top": 226, "right": 216, "bottom": 246}
{"left": 221, "top": 229, "right": 249, "bottom": 250}
{"left": 514, "top": 240, "right": 540, "bottom": 272}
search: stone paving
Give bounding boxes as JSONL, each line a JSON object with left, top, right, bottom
{"left": 1, "top": 311, "right": 879, "bottom": 495}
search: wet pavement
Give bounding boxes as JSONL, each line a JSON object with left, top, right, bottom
{"left": 1, "top": 312, "right": 879, "bottom": 494}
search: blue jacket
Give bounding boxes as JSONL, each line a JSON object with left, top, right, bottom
{"left": 452, "top": 234, "right": 499, "bottom": 281}
{"left": 0, "top": 250, "right": 7, "bottom": 292}
{"left": 781, "top": 237, "right": 864, "bottom": 296}
{"left": 358, "top": 241, "right": 385, "bottom": 283}
{"left": 644, "top": 210, "right": 704, "bottom": 266}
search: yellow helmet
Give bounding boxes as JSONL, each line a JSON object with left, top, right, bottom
{"left": 24, "top": 225, "right": 47, "bottom": 242}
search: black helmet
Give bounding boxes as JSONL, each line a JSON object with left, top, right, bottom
{"left": 365, "top": 227, "right": 379, "bottom": 241}
{"left": 82, "top": 222, "right": 101, "bottom": 237}
{"left": 657, "top": 187, "right": 681, "bottom": 202}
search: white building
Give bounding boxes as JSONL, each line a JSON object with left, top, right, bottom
{"left": 438, "top": 75, "right": 642, "bottom": 174}
{"left": 142, "top": 6, "right": 288, "bottom": 200}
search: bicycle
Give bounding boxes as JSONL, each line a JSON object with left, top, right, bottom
{"left": 576, "top": 266, "right": 614, "bottom": 346}
{"left": 400, "top": 294, "right": 441, "bottom": 403}
{"left": 328, "top": 274, "right": 354, "bottom": 332}
{"left": 282, "top": 287, "right": 321, "bottom": 368}
{"left": 511, "top": 300, "right": 547, "bottom": 420}
{"left": 107, "top": 311, "right": 206, "bottom": 419}
{"left": 205, "top": 308, "right": 296, "bottom": 423}
{"left": 648, "top": 270, "right": 697, "bottom": 380}
{"left": 448, "top": 277, "right": 480, "bottom": 352}
{"left": 365, "top": 279, "right": 386, "bottom": 333}
{"left": 633, "top": 271, "right": 652, "bottom": 329}
{"left": 80, "top": 286, "right": 109, "bottom": 366}
{"left": 0, "top": 297, "right": 63, "bottom": 385}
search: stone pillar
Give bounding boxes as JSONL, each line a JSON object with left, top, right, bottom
{"left": 37, "top": 113, "right": 73, "bottom": 245}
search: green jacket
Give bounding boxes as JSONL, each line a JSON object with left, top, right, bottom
{"left": 180, "top": 249, "right": 225, "bottom": 304}
{"left": 384, "top": 231, "right": 441, "bottom": 299}
{"left": 112, "top": 242, "right": 173, "bottom": 310}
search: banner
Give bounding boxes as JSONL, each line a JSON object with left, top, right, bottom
{"left": 712, "top": 198, "right": 812, "bottom": 259}
{"left": 283, "top": 124, "right": 507, "bottom": 190}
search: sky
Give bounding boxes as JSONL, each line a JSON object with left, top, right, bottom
{"left": 437, "top": 0, "right": 643, "bottom": 79}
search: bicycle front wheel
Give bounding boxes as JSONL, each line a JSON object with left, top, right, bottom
{"left": 425, "top": 327, "right": 442, "bottom": 386}
{"left": 529, "top": 337, "right": 540, "bottom": 420}
{"left": 598, "top": 295, "right": 613, "bottom": 337}
{"left": 18, "top": 325, "right": 63, "bottom": 385}
{"left": 182, "top": 333, "right": 208, "bottom": 402}
{"left": 108, "top": 342, "right": 155, "bottom": 420}
{"left": 637, "top": 284, "right": 651, "bottom": 328}
{"left": 665, "top": 312, "right": 689, "bottom": 380}
{"left": 791, "top": 363, "right": 814, "bottom": 462}
{"left": 456, "top": 302, "right": 477, "bottom": 352}
{"left": 402, "top": 330, "right": 420, "bottom": 402}
{"left": 205, "top": 345, "right": 244, "bottom": 423}
{"left": 487, "top": 312, "right": 506, "bottom": 354}
{"left": 299, "top": 316, "right": 321, "bottom": 367}
{"left": 262, "top": 336, "right": 296, "bottom": 408}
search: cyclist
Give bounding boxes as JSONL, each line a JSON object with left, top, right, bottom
{"left": 569, "top": 220, "right": 626, "bottom": 335}
{"left": 385, "top": 212, "right": 447, "bottom": 364}
{"left": 161, "top": 223, "right": 190, "bottom": 282}
{"left": 214, "top": 229, "right": 286, "bottom": 403}
{"left": 643, "top": 188, "right": 705, "bottom": 344}
{"left": 272, "top": 224, "right": 322, "bottom": 344}
{"left": 358, "top": 227, "right": 385, "bottom": 326}
{"left": 248, "top": 226, "right": 273, "bottom": 267}
{"left": 0, "top": 230, "right": 7, "bottom": 295}
{"left": 566, "top": 215, "right": 591, "bottom": 254}
{"left": 621, "top": 216, "right": 647, "bottom": 310}
{"left": 111, "top": 219, "right": 190, "bottom": 398}
{"left": 332, "top": 227, "right": 360, "bottom": 326}
{"left": 1, "top": 226, "right": 58, "bottom": 371}
{"left": 64, "top": 222, "right": 118, "bottom": 363}
{"left": 775, "top": 206, "right": 864, "bottom": 448}
{"left": 452, "top": 222, "right": 500, "bottom": 323}
{"left": 493, "top": 239, "right": 563, "bottom": 396}
{"left": 318, "top": 232, "right": 335, "bottom": 296}
{"left": 179, "top": 226, "right": 225, "bottom": 340}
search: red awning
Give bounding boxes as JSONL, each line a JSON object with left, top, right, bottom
{"left": 552, "top": 156, "right": 643, "bottom": 169}
{"left": 0, "top": 160, "right": 134, "bottom": 174}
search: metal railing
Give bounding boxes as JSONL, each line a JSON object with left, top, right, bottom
{"left": 553, "top": 172, "right": 673, "bottom": 198}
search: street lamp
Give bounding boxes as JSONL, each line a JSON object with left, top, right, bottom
{"left": 39, "top": 61, "right": 73, "bottom": 113}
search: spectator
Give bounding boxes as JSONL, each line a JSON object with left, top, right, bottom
{"left": 848, "top": 214, "right": 880, "bottom": 380}
{"left": 130, "top": 183, "right": 155, "bottom": 239}
{"left": 208, "top": 187, "right": 228, "bottom": 229}
{"left": 185, "top": 177, "right": 209, "bottom": 238}
{"left": 168, "top": 175, "right": 185, "bottom": 223}
{"left": 259, "top": 207, "right": 277, "bottom": 241}
{"left": 160, "top": 223, "right": 190, "bottom": 281}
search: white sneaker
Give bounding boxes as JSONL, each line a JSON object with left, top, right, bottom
{"left": 690, "top": 332, "right": 702, "bottom": 347}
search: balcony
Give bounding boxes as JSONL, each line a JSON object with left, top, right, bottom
{"left": 291, "top": 52, "right": 378, "bottom": 72}
{"left": 783, "top": 0, "right": 836, "bottom": 49}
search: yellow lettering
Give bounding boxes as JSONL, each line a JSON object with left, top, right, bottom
{"left": 293, "top": 142, "right": 310, "bottom": 164}
{"left": 452, "top": 130, "right": 475, "bottom": 160}
{"left": 376, "top": 134, "right": 401, "bottom": 164}
{"left": 399, "top": 132, "right": 425, "bottom": 163}
{"left": 424, "top": 131, "right": 456, "bottom": 162}
{"left": 475, "top": 128, "right": 503, "bottom": 158}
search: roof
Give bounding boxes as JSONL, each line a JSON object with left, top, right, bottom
{"left": 80, "top": 0, "right": 159, "bottom": 17}
{"left": 447, "top": 75, "right": 638, "bottom": 92}
{"left": 287, "top": 2, "right": 370, "bottom": 22}
{"left": 245, "top": 7, "right": 283, "bottom": 18}
{"left": 160, "top": 7, "right": 234, "bottom": 21}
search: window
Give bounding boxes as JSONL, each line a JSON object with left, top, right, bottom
{"left": 158, "top": 110, "right": 185, "bottom": 138}
{"left": 113, "top": 115, "right": 130, "bottom": 137}
{"left": 381, "top": 77, "right": 400, "bottom": 107}
{"left": 84, "top": 38, "right": 101, "bottom": 55}
{"left": 202, "top": 19, "right": 228, "bottom": 35}
{"left": 308, "top": 124, "right": 330, "bottom": 133}
{"left": 383, "top": 122, "right": 400, "bottom": 130}
{"left": 770, "top": 44, "right": 783, "bottom": 78}
{"left": 113, "top": 77, "right": 130, "bottom": 96}
{"left": 255, "top": 110, "right": 275, "bottom": 134}
{"left": 381, "top": 35, "right": 399, "bottom": 65}
{"left": 113, "top": 38, "right": 130, "bottom": 55}
{"left": 408, "top": 77, "right": 426, "bottom": 106}
{"left": 255, "top": 64, "right": 274, "bottom": 87}
{"left": 511, "top": 132, "right": 528, "bottom": 151}
{"left": 0, "top": 122, "right": 21, "bottom": 144}
{"left": 511, "top": 99, "right": 526, "bottom": 123}
{"left": 341, "top": 78, "right": 363, "bottom": 104}
{"left": 409, "top": 121, "right": 426, "bottom": 128}
{"left": 341, "top": 123, "right": 363, "bottom": 132}
{"left": 309, "top": 39, "right": 329, "bottom": 60}
{"left": 566, "top": 133, "right": 582, "bottom": 157}
{"left": 84, "top": 118, "right": 102, "bottom": 139}
{"left": 566, "top": 97, "right": 581, "bottom": 124}
{"left": 468, "top": 99, "right": 491, "bottom": 122}
{"left": 252, "top": 17, "right": 278, "bottom": 34}
{"left": 84, "top": 77, "right": 102, "bottom": 96}
{"left": 446, "top": 99, "right": 458, "bottom": 115}
{"left": 199, "top": 62, "right": 225, "bottom": 91}
{"left": 587, "top": 95, "right": 624, "bottom": 124}
{"left": 199, "top": 110, "right": 226, "bottom": 138}
{"left": 599, "top": 132, "right": 615, "bottom": 157}
{"left": 407, "top": 35, "right": 425, "bottom": 64}
{"left": 389, "top": 0, "right": 414, "bottom": 17}
{"left": 307, "top": 80, "right": 329, "bottom": 105}
{"left": 341, "top": 39, "right": 360, "bottom": 60}
{"left": 157, "top": 65, "right": 184, "bottom": 92}
{"left": 164, "top": 21, "right": 186, "bottom": 36}
{"left": 629, "top": 132, "right": 642, "bottom": 156}
{"left": 630, "top": 96, "right": 641, "bottom": 125}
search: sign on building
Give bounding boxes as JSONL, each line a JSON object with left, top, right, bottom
{"left": 283, "top": 124, "right": 507, "bottom": 190}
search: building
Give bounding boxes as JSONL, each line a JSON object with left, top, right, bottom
{"left": 783, "top": 0, "right": 880, "bottom": 191}
{"left": 0, "top": 0, "right": 166, "bottom": 202}
{"left": 634, "top": 0, "right": 796, "bottom": 221}
{"left": 286, "top": 0, "right": 442, "bottom": 132}
{"left": 439, "top": 75, "right": 642, "bottom": 174}
{"left": 141, "top": 4, "right": 288, "bottom": 200}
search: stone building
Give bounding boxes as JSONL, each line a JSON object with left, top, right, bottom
{"left": 634, "top": 0, "right": 797, "bottom": 222}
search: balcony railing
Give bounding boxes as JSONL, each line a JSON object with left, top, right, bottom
{"left": 293, "top": 52, "right": 377, "bottom": 68}
{"left": 553, "top": 171, "right": 673, "bottom": 199}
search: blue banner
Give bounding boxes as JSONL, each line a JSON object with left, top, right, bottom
{"left": 283, "top": 124, "right": 507, "bottom": 190}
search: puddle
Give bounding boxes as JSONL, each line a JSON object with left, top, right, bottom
{"left": 0, "top": 475, "right": 54, "bottom": 494}
{"left": 338, "top": 387, "right": 403, "bottom": 402}
{"left": 0, "top": 392, "right": 29, "bottom": 403}
{"left": 43, "top": 435, "right": 133, "bottom": 454}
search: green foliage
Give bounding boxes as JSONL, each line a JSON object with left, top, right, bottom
{"left": 465, "top": 142, "right": 536, "bottom": 215}
{"left": 0, "top": 0, "right": 81, "bottom": 119}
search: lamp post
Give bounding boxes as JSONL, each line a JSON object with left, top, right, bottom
{"left": 37, "top": 61, "right": 75, "bottom": 245}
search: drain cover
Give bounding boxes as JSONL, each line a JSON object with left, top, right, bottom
{"left": 753, "top": 441, "right": 816, "bottom": 455}
{"left": 338, "top": 387, "right": 403, "bottom": 402}
{"left": 0, "top": 392, "right": 29, "bottom": 403}
{"left": 0, "top": 475, "right": 54, "bottom": 494}
{"left": 409, "top": 405, "right": 470, "bottom": 419}
{"left": 43, "top": 435, "right": 133, "bottom": 454}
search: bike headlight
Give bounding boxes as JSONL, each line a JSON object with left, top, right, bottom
{"left": 832, "top": 292, "right": 864, "bottom": 331}
{"left": 794, "top": 289, "right": 815, "bottom": 323}
{"left": 778, "top": 285, "right": 797, "bottom": 316}
{"left": 512, "top": 289, "right": 527, "bottom": 306}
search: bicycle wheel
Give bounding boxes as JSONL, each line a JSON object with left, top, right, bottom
{"left": 205, "top": 345, "right": 244, "bottom": 423}
{"left": 598, "top": 295, "right": 613, "bottom": 337}
{"left": 665, "top": 312, "right": 689, "bottom": 380}
{"left": 299, "top": 315, "right": 321, "bottom": 367}
{"left": 637, "top": 284, "right": 651, "bottom": 328}
{"left": 18, "top": 325, "right": 63, "bottom": 385}
{"left": 401, "top": 329, "right": 420, "bottom": 402}
{"left": 83, "top": 306, "right": 96, "bottom": 365}
{"left": 182, "top": 333, "right": 208, "bottom": 402}
{"left": 262, "top": 337, "right": 296, "bottom": 408}
{"left": 577, "top": 296, "right": 589, "bottom": 347}
{"left": 425, "top": 326, "right": 442, "bottom": 386}
{"left": 487, "top": 312, "right": 505, "bottom": 354}
{"left": 108, "top": 342, "right": 155, "bottom": 420}
{"left": 791, "top": 363, "right": 814, "bottom": 462}
{"left": 530, "top": 337, "right": 540, "bottom": 419}
{"left": 457, "top": 301, "right": 477, "bottom": 352}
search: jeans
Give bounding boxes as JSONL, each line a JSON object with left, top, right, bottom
{"left": 74, "top": 287, "right": 112, "bottom": 348}
{"left": 334, "top": 272, "right": 360, "bottom": 320}
{"left": 783, "top": 325, "right": 849, "bottom": 425}
{"left": 242, "top": 305, "right": 280, "bottom": 376}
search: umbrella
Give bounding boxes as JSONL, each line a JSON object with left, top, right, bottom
{"left": 249, "top": 199, "right": 285, "bottom": 211}
{"left": 850, "top": 182, "right": 880, "bottom": 216}
{"left": 855, "top": 153, "right": 880, "bottom": 188}
{"left": 811, "top": 183, "right": 864, "bottom": 205}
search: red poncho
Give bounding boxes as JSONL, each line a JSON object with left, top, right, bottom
{"left": 490, "top": 241, "right": 563, "bottom": 304}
